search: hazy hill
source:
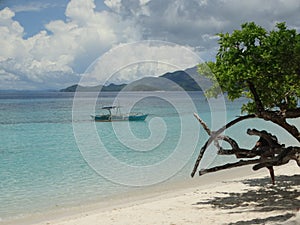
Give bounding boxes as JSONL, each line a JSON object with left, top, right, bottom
{"left": 60, "top": 83, "right": 126, "bottom": 92}
{"left": 60, "top": 66, "right": 211, "bottom": 92}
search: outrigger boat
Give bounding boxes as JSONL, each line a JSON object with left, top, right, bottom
{"left": 91, "top": 106, "right": 148, "bottom": 122}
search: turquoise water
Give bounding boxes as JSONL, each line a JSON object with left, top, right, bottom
{"left": 0, "top": 91, "right": 298, "bottom": 223}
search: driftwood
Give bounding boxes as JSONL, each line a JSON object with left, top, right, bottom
{"left": 191, "top": 113, "right": 300, "bottom": 184}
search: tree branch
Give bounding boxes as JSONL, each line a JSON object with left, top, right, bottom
{"left": 253, "top": 146, "right": 300, "bottom": 170}
{"left": 194, "top": 113, "right": 211, "bottom": 135}
{"left": 281, "top": 108, "right": 300, "bottom": 118}
{"left": 259, "top": 111, "right": 300, "bottom": 142}
{"left": 198, "top": 146, "right": 300, "bottom": 177}
{"left": 191, "top": 114, "right": 256, "bottom": 177}
{"left": 199, "top": 159, "right": 261, "bottom": 176}
{"left": 247, "top": 128, "right": 283, "bottom": 148}
{"left": 247, "top": 81, "right": 264, "bottom": 113}
{"left": 191, "top": 114, "right": 300, "bottom": 184}
{"left": 246, "top": 81, "right": 299, "bottom": 142}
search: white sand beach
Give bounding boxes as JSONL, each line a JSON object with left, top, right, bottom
{"left": 27, "top": 161, "right": 300, "bottom": 225}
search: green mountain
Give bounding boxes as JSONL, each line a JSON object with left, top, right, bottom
{"left": 60, "top": 66, "right": 211, "bottom": 92}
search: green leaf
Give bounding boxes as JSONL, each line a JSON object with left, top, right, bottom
{"left": 199, "top": 22, "right": 300, "bottom": 114}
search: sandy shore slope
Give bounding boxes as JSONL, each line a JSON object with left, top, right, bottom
{"left": 29, "top": 161, "right": 299, "bottom": 225}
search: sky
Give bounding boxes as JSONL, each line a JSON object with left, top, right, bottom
{"left": 0, "top": 0, "right": 300, "bottom": 90}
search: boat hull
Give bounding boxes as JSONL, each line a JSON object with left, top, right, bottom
{"left": 91, "top": 114, "right": 148, "bottom": 122}
{"left": 128, "top": 114, "right": 148, "bottom": 121}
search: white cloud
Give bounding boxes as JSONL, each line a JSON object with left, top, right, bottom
{"left": 125, "top": 0, "right": 300, "bottom": 43}
{"left": 0, "top": 8, "right": 24, "bottom": 36}
{"left": 66, "top": 0, "right": 96, "bottom": 25}
{"left": 0, "top": 0, "right": 141, "bottom": 89}
{"left": 80, "top": 41, "right": 201, "bottom": 86}
{"left": 104, "top": 0, "right": 122, "bottom": 13}
{"left": 12, "top": 2, "right": 58, "bottom": 13}
{"left": 0, "top": 69, "right": 19, "bottom": 81}
{"left": 0, "top": 8, "right": 26, "bottom": 62}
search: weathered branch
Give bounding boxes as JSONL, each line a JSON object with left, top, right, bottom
{"left": 199, "top": 159, "right": 261, "bottom": 176}
{"left": 253, "top": 146, "right": 300, "bottom": 170}
{"left": 258, "top": 111, "right": 300, "bottom": 142}
{"left": 191, "top": 114, "right": 256, "bottom": 177}
{"left": 218, "top": 148, "right": 259, "bottom": 158}
{"left": 198, "top": 145, "right": 300, "bottom": 178}
{"left": 194, "top": 113, "right": 211, "bottom": 135}
{"left": 247, "top": 129, "right": 283, "bottom": 148}
{"left": 213, "top": 135, "right": 258, "bottom": 158}
{"left": 214, "top": 135, "right": 240, "bottom": 150}
{"left": 191, "top": 114, "right": 300, "bottom": 184}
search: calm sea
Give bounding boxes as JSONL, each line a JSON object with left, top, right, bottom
{"left": 0, "top": 91, "right": 297, "bottom": 223}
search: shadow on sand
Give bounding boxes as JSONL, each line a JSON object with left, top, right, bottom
{"left": 194, "top": 175, "right": 300, "bottom": 225}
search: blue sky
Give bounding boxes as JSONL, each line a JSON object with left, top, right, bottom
{"left": 0, "top": 0, "right": 300, "bottom": 90}
{"left": 10, "top": 1, "right": 69, "bottom": 38}
{"left": 1, "top": 0, "right": 108, "bottom": 38}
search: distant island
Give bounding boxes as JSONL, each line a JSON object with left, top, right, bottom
{"left": 60, "top": 66, "right": 211, "bottom": 92}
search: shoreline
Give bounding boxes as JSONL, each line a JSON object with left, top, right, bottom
{"left": 7, "top": 162, "right": 300, "bottom": 225}
{"left": 1, "top": 164, "right": 249, "bottom": 224}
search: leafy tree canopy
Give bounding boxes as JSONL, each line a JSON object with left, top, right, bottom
{"left": 192, "top": 22, "right": 300, "bottom": 182}
{"left": 200, "top": 22, "right": 300, "bottom": 114}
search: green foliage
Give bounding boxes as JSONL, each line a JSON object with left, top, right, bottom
{"left": 200, "top": 22, "right": 300, "bottom": 113}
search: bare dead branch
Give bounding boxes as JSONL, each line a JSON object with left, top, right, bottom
{"left": 247, "top": 129, "right": 283, "bottom": 148}
{"left": 191, "top": 114, "right": 256, "bottom": 177}
{"left": 253, "top": 146, "right": 300, "bottom": 170}
{"left": 199, "top": 146, "right": 300, "bottom": 177}
{"left": 217, "top": 148, "right": 259, "bottom": 158}
{"left": 194, "top": 113, "right": 211, "bottom": 135}
{"left": 199, "top": 159, "right": 261, "bottom": 176}
{"left": 191, "top": 114, "right": 300, "bottom": 184}
{"left": 214, "top": 135, "right": 240, "bottom": 150}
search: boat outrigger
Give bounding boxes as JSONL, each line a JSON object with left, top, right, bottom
{"left": 91, "top": 106, "right": 148, "bottom": 122}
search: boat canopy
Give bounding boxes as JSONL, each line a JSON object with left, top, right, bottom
{"left": 92, "top": 105, "right": 148, "bottom": 122}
